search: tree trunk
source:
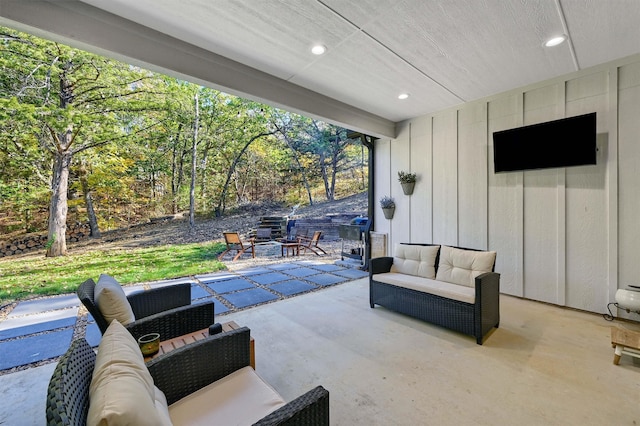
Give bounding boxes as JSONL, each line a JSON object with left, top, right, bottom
{"left": 46, "top": 148, "right": 72, "bottom": 257}
{"left": 276, "top": 126, "right": 314, "bottom": 206}
{"left": 200, "top": 144, "right": 209, "bottom": 210}
{"left": 330, "top": 151, "right": 338, "bottom": 201}
{"left": 171, "top": 143, "right": 179, "bottom": 214}
{"left": 45, "top": 72, "right": 76, "bottom": 257}
{"left": 320, "top": 152, "right": 334, "bottom": 201}
{"left": 189, "top": 92, "right": 199, "bottom": 232}
{"left": 170, "top": 124, "right": 184, "bottom": 214}
{"left": 79, "top": 162, "right": 101, "bottom": 238}
{"left": 24, "top": 207, "right": 31, "bottom": 234}
{"left": 217, "top": 131, "right": 274, "bottom": 215}
{"left": 150, "top": 162, "right": 157, "bottom": 199}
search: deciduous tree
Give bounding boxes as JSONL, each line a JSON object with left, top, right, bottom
{"left": 0, "top": 27, "right": 167, "bottom": 256}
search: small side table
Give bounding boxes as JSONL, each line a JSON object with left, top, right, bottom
{"left": 281, "top": 242, "right": 299, "bottom": 257}
{"left": 611, "top": 326, "right": 640, "bottom": 365}
{"left": 145, "top": 321, "right": 255, "bottom": 369}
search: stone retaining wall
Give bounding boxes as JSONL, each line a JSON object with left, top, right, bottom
{"left": 0, "top": 222, "right": 91, "bottom": 257}
{"left": 289, "top": 214, "right": 364, "bottom": 240}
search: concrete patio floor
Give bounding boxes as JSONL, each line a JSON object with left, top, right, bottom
{"left": 3, "top": 278, "right": 640, "bottom": 425}
{"left": 0, "top": 259, "right": 367, "bottom": 372}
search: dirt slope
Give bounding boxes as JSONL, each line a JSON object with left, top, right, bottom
{"left": 67, "top": 192, "right": 368, "bottom": 253}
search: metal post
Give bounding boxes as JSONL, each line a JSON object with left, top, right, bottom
{"left": 361, "top": 134, "right": 376, "bottom": 270}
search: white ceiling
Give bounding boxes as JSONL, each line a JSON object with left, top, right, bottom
{"left": 1, "top": 0, "right": 639, "bottom": 138}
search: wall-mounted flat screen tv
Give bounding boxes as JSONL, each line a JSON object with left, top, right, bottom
{"left": 493, "top": 112, "right": 596, "bottom": 173}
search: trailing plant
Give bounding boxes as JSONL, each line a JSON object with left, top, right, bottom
{"left": 379, "top": 195, "right": 395, "bottom": 208}
{"left": 45, "top": 235, "right": 56, "bottom": 251}
{"left": 398, "top": 171, "right": 417, "bottom": 183}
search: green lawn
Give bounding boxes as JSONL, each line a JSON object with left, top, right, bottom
{"left": 0, "top": 242, "right": 227, "bottom": 305}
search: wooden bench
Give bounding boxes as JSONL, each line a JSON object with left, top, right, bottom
{"left": 611, "top": 326, "right": 640, "bottom": 365}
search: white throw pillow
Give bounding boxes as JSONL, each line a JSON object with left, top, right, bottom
{"left": 94, "top": 273, "right": 135, "bottom": 325}
{"left": 390, "top": 244, "right": 440, "bottom": 279}
{"left": 435, "top": 245, "right": 496, "bottom": 287}
{"left": 88, "top": 320, "right": 171, "bottom": 426}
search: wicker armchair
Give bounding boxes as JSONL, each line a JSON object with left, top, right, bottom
{"left": 46, "top": 328, "right": 330, "bottom": 425}
{"left": 78, "top": 278, "right": 215, "bottom": 341}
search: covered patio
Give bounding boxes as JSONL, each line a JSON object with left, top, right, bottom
{"left": 3, "top": 278, "right": 639, "bottom": 424}
{"left": 2, "top": 2, "right": 640, "bottom": 425}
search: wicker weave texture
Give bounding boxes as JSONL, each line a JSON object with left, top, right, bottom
{"left": 127, "top": 283, "right": 192, "bottom": 318}
{"left": 77, "top": 278, "right": 215, "bottom": 339}
{"left": 46, "top": 339, "right": 95, "bottom": 426}
{"left": 47, "top": 328, "right": 329, "bottom": 425}
{"left": 147, "top": 327, "right": 253, "bottom": 405}
{"left": 77, "top": 279, "right": 109, "bottom": 333}
{"left": 370, "top": 253, "right": 500, "bottom": 345}
{"left": 125, "top": 301, "right": 215, "bottom": 341}
{"left": 254, "top": 385, "right": 330, "bottom": 426}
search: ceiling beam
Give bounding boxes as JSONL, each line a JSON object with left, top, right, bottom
{"left": 0, "top": 0, "right": 396, "bottom": 138}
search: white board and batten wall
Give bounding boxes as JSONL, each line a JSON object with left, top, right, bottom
{"left": 375, "top": 53, "right": 640, "bottom": 317}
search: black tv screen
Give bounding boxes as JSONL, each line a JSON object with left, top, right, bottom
{"left": 493, "top": 112, "right": 596, "bottom": 173}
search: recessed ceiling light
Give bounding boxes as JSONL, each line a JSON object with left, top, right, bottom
{"left": 311, "top": 45, "right": 327, "bottom": 55}
{"left": 544, "top": 35, "right": 567, "bottom": 47}
{"left": 398, "top": 93, "right": 409, "bottom": 100}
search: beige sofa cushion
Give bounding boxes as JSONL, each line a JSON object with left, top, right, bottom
{"left": 169, "top": 366, "right": 286, "bottom": 425}
{"left": 94, "top": 273, "right": 135, "bottom": 325}
{"left": 372, "top": 272, "right": 475, "bottom": 304}
{"left": 435, "top": 245, "right": 496, "bottom": 287}
{"left": 154, "top": 386, "right": 172, "bottom": 425}
{"left": 89, "top": 320, "right": 171, "bottom": 426}
{"left": 390, "top": 244, "right": 440, "bottom": 279}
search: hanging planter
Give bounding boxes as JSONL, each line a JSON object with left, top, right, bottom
{"left": 380, "top": 196, "right": 395, "bottom": 220}
{"left": 400, "top": 181, "right": 415, "bottom": 195}
{"left": 382, "top": 206, "right": 395, "bottom": 220}
{"left": 398, "top": 171, "right": 417, "bottom": 195}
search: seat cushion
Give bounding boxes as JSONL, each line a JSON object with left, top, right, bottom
{"left": 373, "top": 272, "right": 475, "bottom": 304}
{"left": 435, "top": 245, "right": 496, "bottom": 287}
{"left": 89, "top": 320, "right": 171, "bottom": 426}
{"left": 390, "top": 244, "right": 440, "bottom": 279}
{"left": 154, "top": 386, "right": 172, "bottom": 425}
{"left": 94, "top": 273, "right": 136, "bottom": 325}
{"left": 169, "top": 366, "right": 286, "bottom": 425}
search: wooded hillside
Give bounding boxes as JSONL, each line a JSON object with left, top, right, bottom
{"left": 0, "top": 26, "right": 368, "bottom": 256}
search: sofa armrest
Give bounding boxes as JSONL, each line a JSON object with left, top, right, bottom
{"left": 474, "top": 272, "right": 501, "bottom": 339}
{"left": 125, "top": 300, "right": 215, "bottom": 341}
{"left": 254, "top": 385, "right": 330, "bottom": 426}
{"left": 369, "top": 256, "right": 393, "bottom": 275}
{"left": 147, "top": 327, "right": 251, "bottom": 405}
{"left": 474, "top": 272, "right": 500, "bottom": 300}
{"left": 127, "top": 283, "right": 192, "bottom": 319}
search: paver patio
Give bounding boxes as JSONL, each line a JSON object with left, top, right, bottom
{"left": 0, "top": 259, "right": 367, "bottom": 371}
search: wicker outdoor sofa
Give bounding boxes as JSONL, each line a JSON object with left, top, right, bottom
{"left": 47, "top": 323, "right": 330, "bottom": 425}
{"left": 369, "top": 243, "right": 500, "bottom": 345}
